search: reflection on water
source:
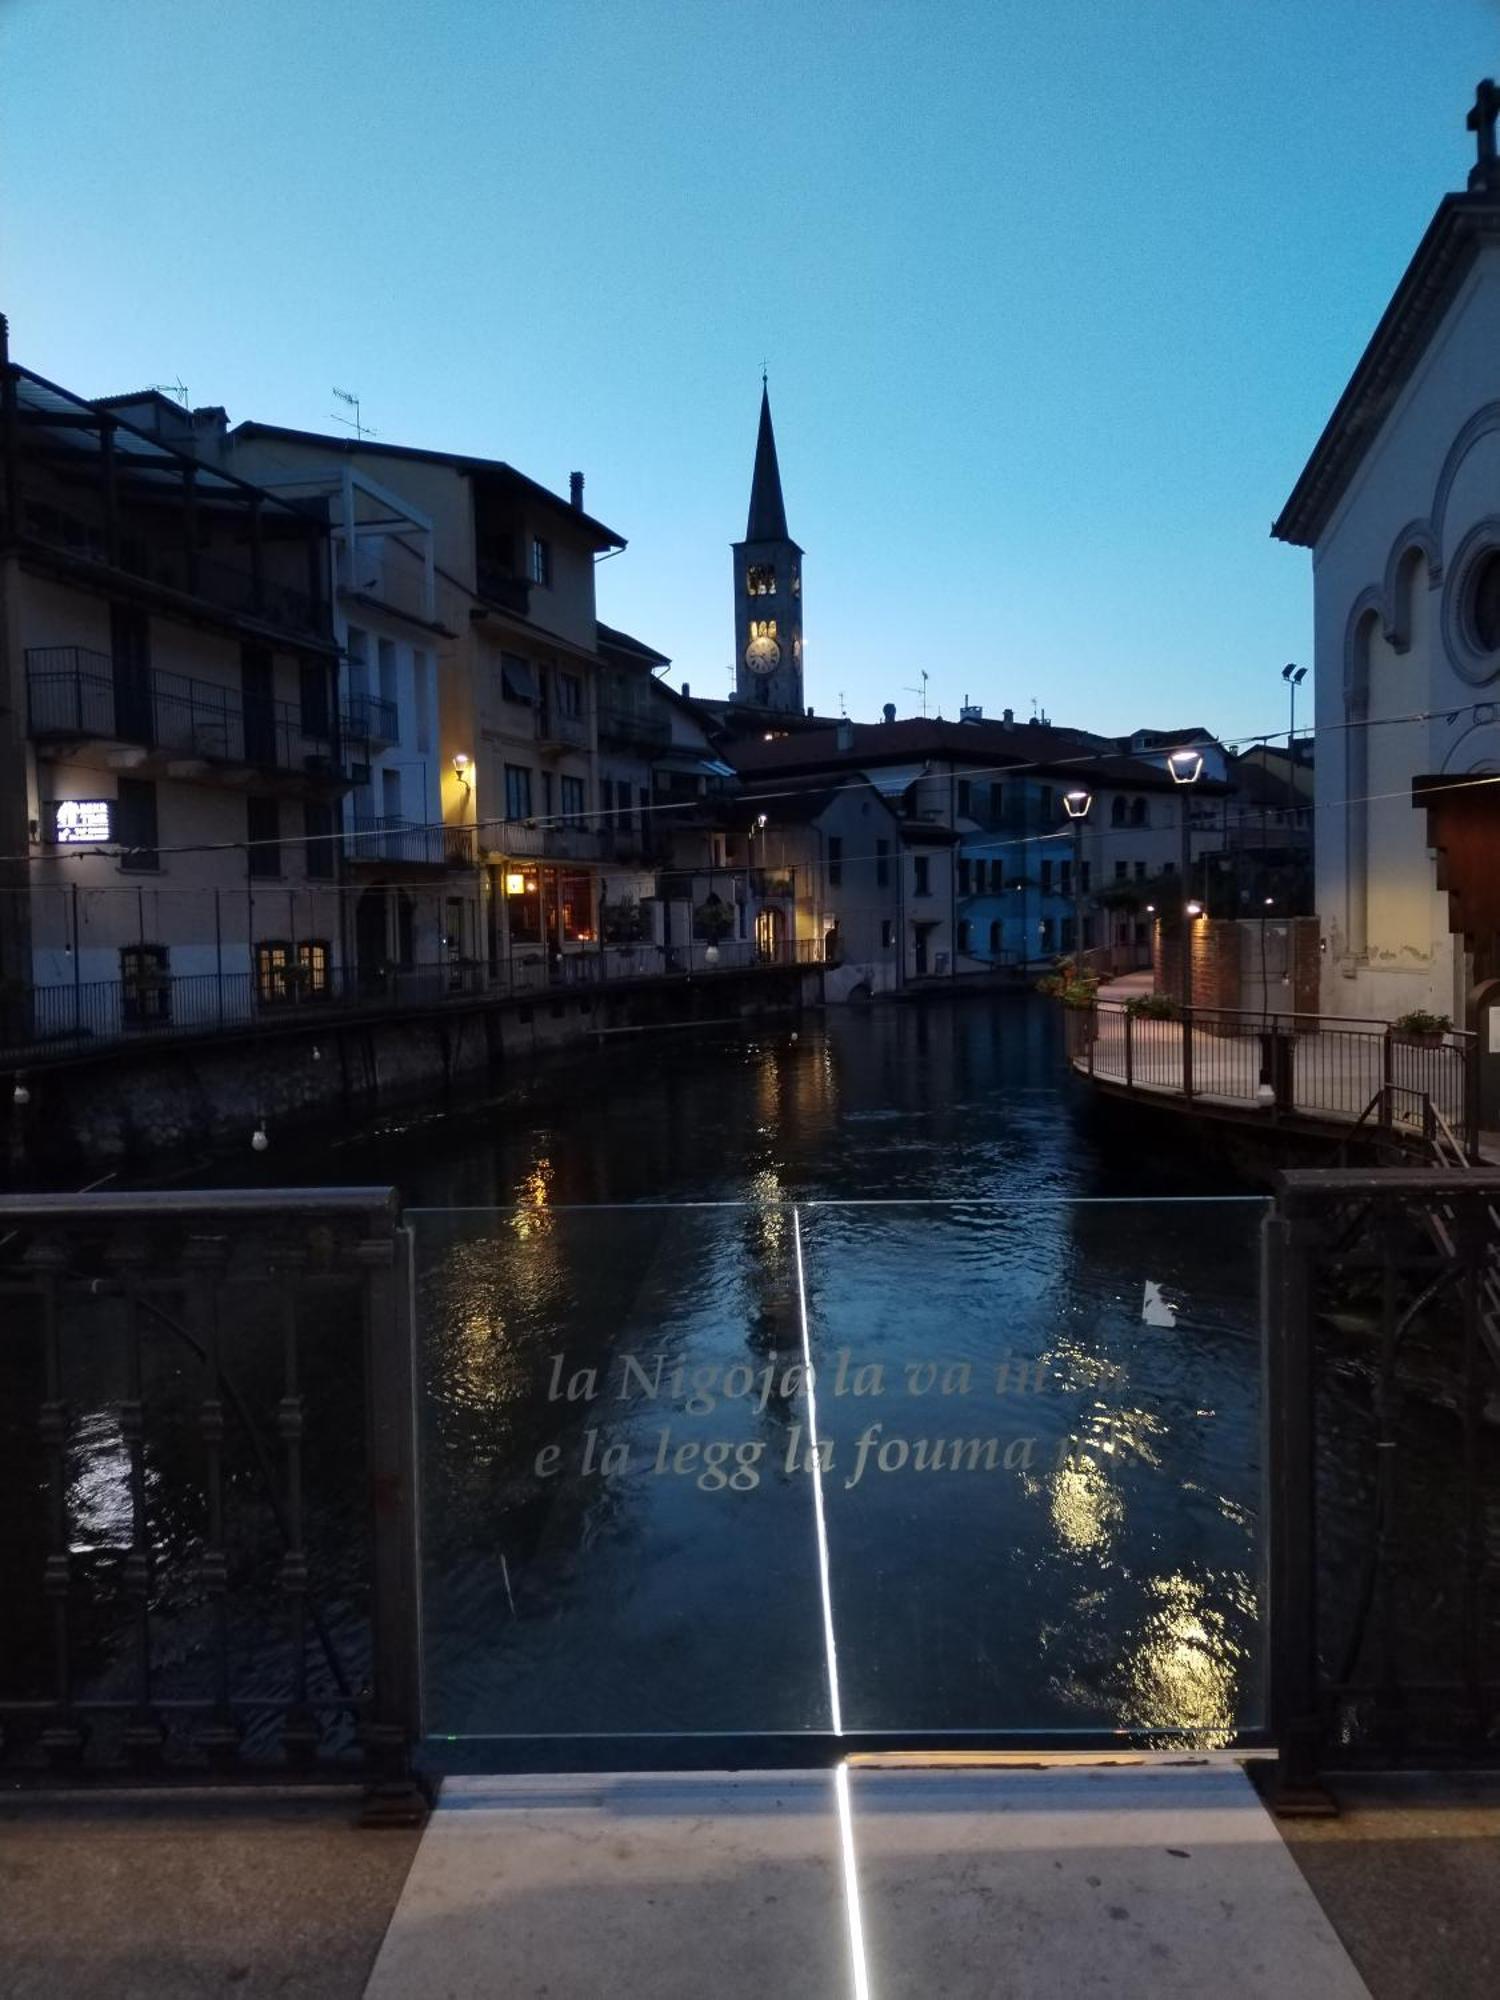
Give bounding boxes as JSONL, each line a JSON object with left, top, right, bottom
{"left": 352, "top": 1000, "right": 1270, "bottom": 1745}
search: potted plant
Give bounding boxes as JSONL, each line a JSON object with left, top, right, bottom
{"left": 1124, "top": 993, "right": 1179, "bottom": 1020}
{"left": 1392, "top": 1009, "right": 1451, "bottom": 1048}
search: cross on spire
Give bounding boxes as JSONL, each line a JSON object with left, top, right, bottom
{"left": 1467, "top": 77, "right": 1500, "bottom": 192}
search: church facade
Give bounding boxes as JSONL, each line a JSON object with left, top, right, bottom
{"left": 1275, "top": 83, "right": 1500, "bottom": 1045}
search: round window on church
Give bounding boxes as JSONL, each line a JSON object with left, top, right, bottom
{"left": 1470, "top": 551, "right": 1500, "bottom": 655}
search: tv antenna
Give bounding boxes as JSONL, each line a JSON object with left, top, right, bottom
{"left": 904, "top": 669, "right": 930, "bottom": 718}
{"left": 149, "top": 378, "right": 189, "bottom": 407}
{"left": 838, "top": 690, "right": 847, "bottom": 717}
{"left": 331, "top": 387, "right": 377, "bottom": 440}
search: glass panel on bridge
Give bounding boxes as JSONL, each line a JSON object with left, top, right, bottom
{"left": 410, "top": 1197, "right": 1269, "bottom": 1750}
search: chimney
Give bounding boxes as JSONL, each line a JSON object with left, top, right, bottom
{"left": 959, "top": 703, "right": 983, "bottom": 724}
{"left": 569, "top": 471, "right": 584, "bottom": 510}
{"left": 882, "top": 702, "right": 897, "bottom": 724}
{"left": 1002, "top": 707, "right": 1015, "bottom": 729}
{"left": 681, "top": 682, "right": 690, "bottom": 698}
{"left": 836, "top": 719, "right": 854, "bottom": 751}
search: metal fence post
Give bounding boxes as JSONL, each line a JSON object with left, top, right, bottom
{"left": 1182, "top": 1005, "right": 1194, "bottom": 1104}
{"left": 360, "top": 1214, "right": 427, "bottom": 1827}
{"left": 1265, "top": 1198, "right": 1335, "bottom": 1815}
{"left": 1124, "top": 1008, "right": 1134, "bottom": 1093}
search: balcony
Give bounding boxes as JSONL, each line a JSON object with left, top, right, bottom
{"left": 597, "top": 697, "right": 671, "bottom": 751}
{"left": 348, "top": 814, "right": 445, "bottom": 866}
{"left": 22, "top": 498, "right": 326, "bottom": 641}
{"left": 343, "top": 693, "right": 399, "bottom": 746}
{"left": 485, "top": 818, "right": 607, "bottom": 864}
{"left": 474, "top": 563, "right": 532, "bottom": 616}
{"left": 535, "top": 705, "right": 588, "bottom": 753}
{"left": 26, "top": 647, "right": 362, "bottom": 785}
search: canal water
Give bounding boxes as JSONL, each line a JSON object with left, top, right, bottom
{"left": 254, "top": 994, "right": 1271, "bottom": 1749}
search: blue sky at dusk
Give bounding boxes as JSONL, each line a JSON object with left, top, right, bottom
{"left": 5, "top": 0, "right": 1499, "bottom": 741}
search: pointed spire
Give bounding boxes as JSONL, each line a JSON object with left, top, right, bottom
{"left": 745, "top": 380, "right": 789, "bottom": 542}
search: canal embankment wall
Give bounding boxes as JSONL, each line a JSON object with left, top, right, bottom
{"left": 1, "top": 968, "right": 818, "bottom": 1182}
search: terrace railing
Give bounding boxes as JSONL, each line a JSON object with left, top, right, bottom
{"left": 0, "top": 1190, "right": 422, "bottom": 1819}
{"left": 1068, "top": 1000, "right": 1475, "bottom": 1156}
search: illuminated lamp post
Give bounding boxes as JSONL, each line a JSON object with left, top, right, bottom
{"left": 1168, "top": 748, "right": 1204, "bottom": 1008}
{"left": 1061, "top": 787, "right": 1092, "bottom": 966}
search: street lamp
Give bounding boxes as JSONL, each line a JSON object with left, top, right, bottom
{"left": 1061, "top": 788, "right": 1092, "bottom": 964}
{"left": 1168, "top": 748, "right": 1204, "bottom": 1007}
{"left": 1281, "top": 663, "right": 1307, "bottom": 822}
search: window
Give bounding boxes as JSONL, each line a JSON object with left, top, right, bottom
{"left": 957, "top": 919, "right": 971, "bottom": 953}
{"left": 560, "top": 774, "right": 586, "bottom": 822}
{"left": 747, "top": 564, "right": 776, "bottom": 595}
{"left": 116, "top": 777, "right": 159, "bottom": 871}
{"left": 1134, "top": 860, "right": 1147, "bottom": 881}
{"left": 298, "top": 940, "right": 330, "bottom": 995}
{"left": 530, "top": 537, "right": 552, "bottom": 587}
{"left": 828, "top": 836, "right": 843, "bottom": 887}
{"left": 1062, "top": 917, "right": 1075, "bottom": 953}
{"left": 957, "top": 779, "right": 972, "bottom": 817}
{"left": 1081, "top": 862, "right": 1091, "bottom": 892}
{"left": 1470, "top": 550, "right": 1500, "bottom": 652}
{"left": 1162, "top": 859, "right": 1176, "bottom": 874}
{"left": 305, "top": 799, "right": 336, "bottom": 879}
{"left": 876, "top": 838, "right": 891, "bottom": 887}
{"left": 560, "top": 870, "right": 593, "bottom": 941}
{"left": 254, "top": 940, "right": 291, "bottom": 1004}
{"left": 913, "top": 855, "right": 930, "bottom": 896}
{"left": 1114, "top": 860, "right": 1128, "bottom": 882}
{"left": 505, "top": 764, "right": 533, "bottom": 820}
{"left": 972, "top": 859, "right": 985, "bottom": 894}
{"left": 1040, "top": 917, "right": 1055, "bottom": 951}
{"left": 956, "top": 856, "right": 971, "bottom": 895}
{"left": 1060, "top": 860, "right": 1072, "bottom": 896}
{"left": 120, "top": 944, "right": 169, "bottom": 1024}
{"left": 247, "top": 796, "right": 281, "bottom": 878}
{"left": 988, "top": 920, "right": 1001, "bottom": 953}
{"left": 540, "top": 770, "right": 554, "bottom": 817}
{"left": 558, "top": 672, "right": 583, "bottom": 719}
{"left": 1111, "top": 796, "right": 1127, "bottom": 826}
{"left": 750, "top": 618, "right": 778, "bottom": 640}
{"left": 1039, "top": 787, "right": 1053, "bottom": 823}
{"left": 1040, "top": 860, "right": 1053, "bottom": 893}
{"left": 1130, "top": 797, "right": 1148, "bottom": 828}
{"left": 881, "top": 919, "right": 894, "bottom": 948}
{"left": 300, "top": 659, "right": 331, "bottom": 739}
{"left": 500, "top": 653, "right": 535, "bottom": 705}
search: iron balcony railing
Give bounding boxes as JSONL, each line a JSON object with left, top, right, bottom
{"left": 25, "top": 648, "right": 363, "bottom": 781}
{"left": 597, "top": 698, "right": 671, "bottom": 750}
{"left": 535, "top": 706, "right": 588, "bottom": 751}
{"left": 348, "top": 815, "right": 445, "bottom": 866}
{"left": 22, "top": 498, "right": 326, "bottom": 640}
{"left": 342, "top": 693, "right": 398, "bottom": 745}
{"left": 486, "top": 819, "right": 608, "bottom": 863}
{"left": 473, "top": 563, "right": 532, "bottom": 615}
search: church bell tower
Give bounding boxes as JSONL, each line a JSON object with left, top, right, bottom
{"left": 732, "top": 382, "right": 804, "bottom": 712}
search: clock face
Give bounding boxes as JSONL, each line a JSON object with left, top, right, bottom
{"left": 745, "top": 635, "right": 782, "bottom": 674}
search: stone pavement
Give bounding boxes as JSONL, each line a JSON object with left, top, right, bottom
{"left": 4, "top": 1764, "right": 1498, "bottom": 1997}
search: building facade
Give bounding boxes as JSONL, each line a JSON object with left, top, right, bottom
{"left": 1274, "top": 87, "right": 1500, "bottom": 1030}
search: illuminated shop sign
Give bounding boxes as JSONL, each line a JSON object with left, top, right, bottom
{"left": 47, "top": 799, "right": 115, "bottom": 845}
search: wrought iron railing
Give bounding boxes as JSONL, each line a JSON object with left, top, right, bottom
{"left": 348, "top": 814, "right": 444, "bottom": 866}
{"left": 25, "top": 648, "right": 361, "bottom": 779}
{"left": 0, "top": 943, "right": 825, "bottom": 1067}
{"left": 1268, "top": 1170, "right": 1500, "bottom": 1797}
{"left": 0, "top": 1190, "right": 421, "bottom": 1818}
{"left": 1067, "top": 1000, "right": 1475, "bottom": 1155}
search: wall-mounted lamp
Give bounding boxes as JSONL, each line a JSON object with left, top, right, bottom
{"left": 12, "top": 1076, "right": 30, "bottom": 1107}
{"left": 756, "top": 813, "right": 768, "bottom": 831}
{"left": 452, "top": 753, "right": 472, "bottom": 782}
{"left": 250, "top": 1121, "right": 269, "bottom": 1153}
{"left": 1186, "top": 900, "right": 1204, "bottom": 917}
{"left": 504, "top": 872, "right": 526, "bottom": 895}
{"left": 1145, "top": 903, "right": 1156, "bottom": 915}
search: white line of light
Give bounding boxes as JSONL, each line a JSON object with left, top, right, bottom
{"left": 793, "top": 1204, "right": 844, "bottom": 1736}
{"left": 834, "top": 1762, "right": 873, "bottom": 2000}
{"left": 792, "top": 1206, "right": 871, "bottom": 2000}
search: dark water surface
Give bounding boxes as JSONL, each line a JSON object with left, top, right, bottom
{"left": 242, "top": 996, "right": 1268, "bottom": 1746}
{"left": 244, "top": 992, "right": 1272, "bottom": 1744}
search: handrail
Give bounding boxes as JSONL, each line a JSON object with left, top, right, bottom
{"left": 1091, "top": 995, "right": 1475, "bottom": 1038}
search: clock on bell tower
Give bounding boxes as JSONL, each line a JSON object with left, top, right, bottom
{"left": 732, "top": 381, "right": 804, "bottom": 713}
